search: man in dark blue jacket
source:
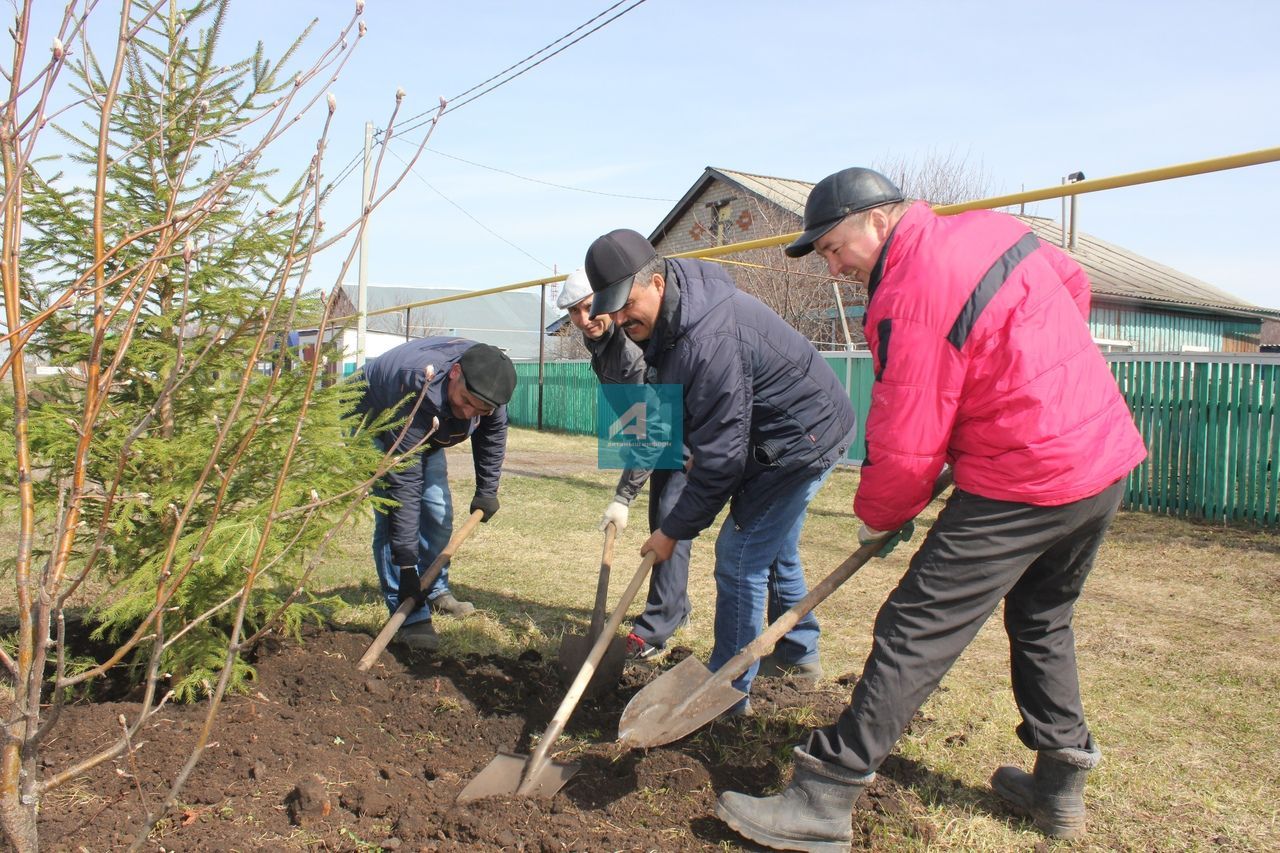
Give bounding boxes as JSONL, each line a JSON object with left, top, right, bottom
{"left": 355, "top": 337, "right": 516, "bottom": 650}
{"left": 586, "top": 229, "right": 856, "bottom": 710}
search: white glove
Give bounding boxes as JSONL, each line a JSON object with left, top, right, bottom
{"left": 857, "top": 523, "right": 889, "bottom": 545}
{"left": 599, "top": 498, "right": 629, "bottom": 534}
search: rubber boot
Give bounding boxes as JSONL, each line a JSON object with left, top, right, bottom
{"left": 758, "top": 653, "right": 824, "bottom": 688}
{"left": 393, "top": 621, "right": 439, "bottom": 651}
{"left": 991, "top": 738, "right": 1101, "bottom": 839}
{"left": 429, "top": 592, "right": 475, "bottom": 617}
{"left": 716, "top": 747, "right": 872, "bottom": 852}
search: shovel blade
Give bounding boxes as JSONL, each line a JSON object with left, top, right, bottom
{"left": 456, "top": 751, "right": 580, "bottom": 803}
{"left": 555, "top": 633, "right": 628, "bottom": 698}
{"left": 617, "top": 655, "right": 747, "bottom": 748}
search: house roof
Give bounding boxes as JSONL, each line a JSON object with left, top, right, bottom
{"left": 332, "top": 285, "right": 550, "bottom": 359}
{"left": 649, "top": 167, "right": 810, "bottom": 245}
{"left": 659, "top": 167, "right": 1276, "bottom": 320}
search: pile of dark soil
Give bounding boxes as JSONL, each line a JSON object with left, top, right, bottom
{"left": 35, "top": 626, "right": 934, "bottom": 850}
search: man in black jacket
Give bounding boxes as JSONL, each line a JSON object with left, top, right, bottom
{"left": 557, "top": 268, "right": 691, "bottom": 659}
{"left": 586, "top": 229, "right": 856, "bottom": 710}
{"left": 355, "top": 337, "right": 516, "bottom": 650}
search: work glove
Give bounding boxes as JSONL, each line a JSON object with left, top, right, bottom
{"left": 858, "top": 521, "right": 915, "bottom": 558}
{"left": 599, "top": 498, "right": 629, "bottom": 534}
{"left": 470, "top": 493, "right": 499, "bottom": 522}
{"left": 397, "top": 564, "right": 423, "bottom": 608}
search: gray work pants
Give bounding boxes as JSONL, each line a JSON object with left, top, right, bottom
{"left": 631, "top": 467, "right": 693, "bottom": 646}
{"left": 805, "top": 480, "right": 1125, "bottom": 774}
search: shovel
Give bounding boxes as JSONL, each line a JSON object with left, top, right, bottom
{"left": 555, "top": 523, "right": 628, "bottom": 697}
{"left": 356, "top": 508, "right": 485, "bottom": 672}
{"left": 457, "top": 550, "right": 659, "bottom": 802}
{"left": 617, "top": 469, "right": 954, "bottom": 748}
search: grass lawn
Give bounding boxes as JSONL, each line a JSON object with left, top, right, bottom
{"left": 314, "top": 426, "right": 1280, "bottom": 851}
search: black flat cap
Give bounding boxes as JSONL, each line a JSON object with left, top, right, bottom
{"left": 585, "top": 228, "right": 658, "bottom": 318}
{"left": 458, "top": 343, "right": 516, "bottom": 408}
{"left": 785, "top": 168, "right": 904, "bottom": 258}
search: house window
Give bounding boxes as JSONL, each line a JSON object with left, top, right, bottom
{"left": 705, "top": 199, "right": 734, "bottom": 244}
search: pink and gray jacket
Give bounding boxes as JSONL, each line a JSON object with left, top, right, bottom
{"left": 856, "top": 202, "right": 1146, "bottom": 531}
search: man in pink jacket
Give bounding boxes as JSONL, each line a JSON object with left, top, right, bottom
{"left": 716, "top": 167, "right": 1146, "bottom": 852}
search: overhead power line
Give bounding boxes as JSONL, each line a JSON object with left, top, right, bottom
{"left": 325, "top": 0, "right": 650, "bottom": 197}
{"left": 398, "top": 142, "right": 675, "bottom": 202}
{"left": 385, "top": 146, "right": 555, "bottom": 272}
{"left": 398, "top": 0, "right": 650, "bottom": 134}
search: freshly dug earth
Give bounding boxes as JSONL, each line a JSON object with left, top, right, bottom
{"left": 37, "top": 626, "right": 935, "bottom": 850}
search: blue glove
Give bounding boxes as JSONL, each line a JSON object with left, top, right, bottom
{"left": 858, "top": 521, "right": 915, "bottom": 558}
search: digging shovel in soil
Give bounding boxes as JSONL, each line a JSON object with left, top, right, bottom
{"left": 554, "top": 523, "right": 628, "bottom": 697}
{"left": 617, "top": 469, "right": 954, "bottom": 748}
{"left": 356, "top": 508, "right": 485, "bottom": 672}
{"left": 457, "top": 550, "right": 659, "bottom": 802}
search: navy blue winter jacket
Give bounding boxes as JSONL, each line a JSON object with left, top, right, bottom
{"left": 354, "top": 337, "right": 507, "bottom": 566}
{"left": 643, "top": 259, "right": 856, "bottom": 540}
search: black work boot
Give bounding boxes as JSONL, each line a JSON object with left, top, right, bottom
{"left": 991, "top": 738, "right": 1101, "bottom": 839}
{"left": 393, "top": 621, "right": 439, "bottom": 651}
{"left": 716, "top": 747, "right": 871, "bottom": 852}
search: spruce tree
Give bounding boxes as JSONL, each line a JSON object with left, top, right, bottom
{"left": 1, "top": 2, "right": 435, "bottom": 847}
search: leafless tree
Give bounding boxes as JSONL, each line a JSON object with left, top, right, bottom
{"left": 874, "top": 148, "right": 994, "bottom": 205}
{"left": 683, "top": 197, "right": 864, "bottom": 349}
{"left": 0, "top": 2, "right": 446, "bottom": 849}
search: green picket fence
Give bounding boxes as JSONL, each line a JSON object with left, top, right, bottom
{"left": 512, "top": 353, "right": 1280, "bottom": 528}
{"left": 1110, "top": 355, "right": 1279, "bottom": 527}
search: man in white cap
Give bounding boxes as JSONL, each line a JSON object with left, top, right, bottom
{"left": 556, "top": 269, "right": 691, "bottom": 659}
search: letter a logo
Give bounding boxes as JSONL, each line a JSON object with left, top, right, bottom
{"left": 608, "top": 401, "right": 647, "bottom": 440}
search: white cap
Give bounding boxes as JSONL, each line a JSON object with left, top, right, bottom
{"left": 555, "top": 268, "right": 592, "bottom": 310}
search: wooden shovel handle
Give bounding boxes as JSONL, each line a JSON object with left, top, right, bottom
{"left": 356, "top": 508, "right": 486, "bottom": 672}
{"left": 711, "top": 469, "right": 955, "bottom": 689}
{"left": 518, "top": 550, "right": 657, "bottom": 795}
{"left": 587, "top": 523, "right": 618, "bottom": 639}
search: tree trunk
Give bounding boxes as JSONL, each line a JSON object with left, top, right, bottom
{"left": 1, "top": 741, "right": 39, "bottom": 853}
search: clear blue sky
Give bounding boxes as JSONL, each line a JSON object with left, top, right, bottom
{"left": 42, "top": 1, "right": 1280, "bottom": 309}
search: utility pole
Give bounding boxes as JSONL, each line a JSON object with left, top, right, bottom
{"left": 356, "top": 122, "right": 373, "bottom": 368}
{"left": 537, "top": 268, "right": 552, "bottom": 430}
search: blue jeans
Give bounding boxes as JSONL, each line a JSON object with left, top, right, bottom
{"left": 709, "top": 468, "right": 829, "bottom": 698}
{"left": 372, "top": 448, "right": 453, "bottom": 626}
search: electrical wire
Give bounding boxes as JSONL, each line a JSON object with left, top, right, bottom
{"left": 325, "top": 0, "right": 645, "bottom": 197}
{"left": 384, "top": 146, "right": 554, "bottom": 271}
{"left": 393, "top": 141, "right": 675, "bottom": 202}
{"left": 448, "top": 0, "right": 632, "bottom": 105}
{"left": 396, "top": 0, "right": 650, "bottom": 135}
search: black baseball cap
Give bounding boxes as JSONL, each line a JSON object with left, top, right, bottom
{"left": 585, "top": 228, "right": 658, "bottom": 318}
{"left": 458, "top": 343, "right": 516, "bottom": 408}
{"left": 784, "top": 168, "right": 904, "bottom": 258}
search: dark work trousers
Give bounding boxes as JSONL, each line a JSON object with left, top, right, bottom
{"left": 805, "top": 479, "right": 1125, "bottom": 775}
{"left": 630, "top": 467, "right": 693, "bottom": 647}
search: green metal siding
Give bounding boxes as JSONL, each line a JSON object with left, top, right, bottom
{"left": 1090, "top": 305, "right": 1261, "bottom": 352}
{"left": 1111, "top": 356, "right": 1279, "bottom": 527}
{"left": 511, "top": 354, "right": 1280, "bottom": 529}
{"left": 510, "top": 361, "right": 599, "bottom": 434}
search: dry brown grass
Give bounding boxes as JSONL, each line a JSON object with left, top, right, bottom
{"left": 324, "top": 427, "right": 1278, "bottom": 852}
{"left": 9, "top": 425, "right": 1277, "bottom": 850}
